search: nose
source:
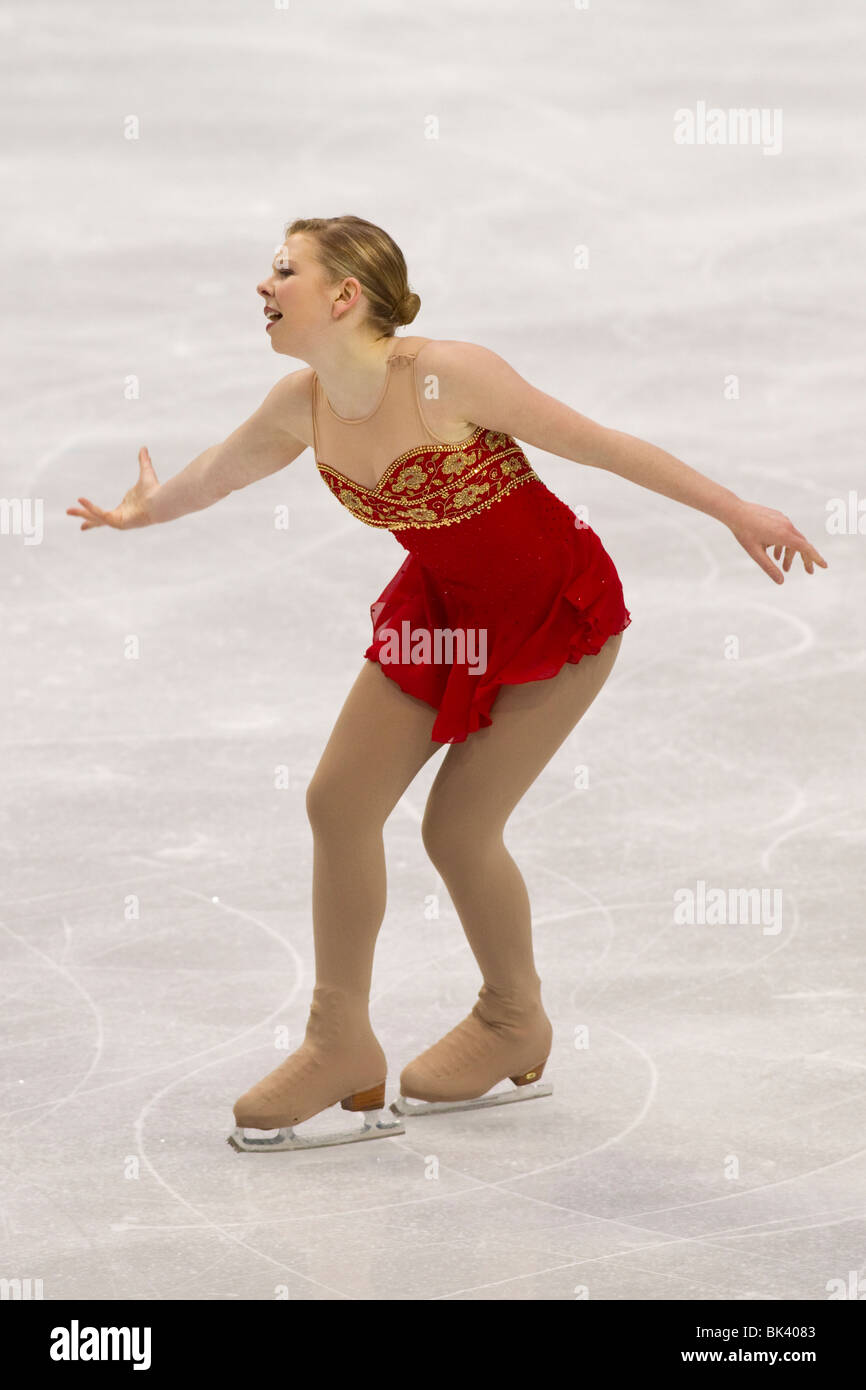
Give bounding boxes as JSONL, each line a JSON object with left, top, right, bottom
{"left": 256, "top": 276, "right": 272, "bottom": 299}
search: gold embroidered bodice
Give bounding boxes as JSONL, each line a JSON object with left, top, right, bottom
{"left": 311, "top": 336, "right": 540, "bottom": 531}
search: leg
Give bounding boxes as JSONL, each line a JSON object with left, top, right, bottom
{"left": 398, "top": 633, "right": 623, "bottom": 1106}
{"left": 306, "top": 658, "right": 443, "bottom": 1001}
{"left": 232, "top": 660, "right": 443, "bottom": 1140}
{"left": 422, "top": 632, "right": 623, "bottom": 992}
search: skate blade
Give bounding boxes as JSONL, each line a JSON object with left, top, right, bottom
{"left": 390, "top": 1081, "right": 552, "bottom": 1117}
{"left": 227, "top": 1110, "right": 405, "bottom": 1153}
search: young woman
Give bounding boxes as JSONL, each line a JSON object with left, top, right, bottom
{"left": 68, "top": 215, "right": 827, "bottom": 1153}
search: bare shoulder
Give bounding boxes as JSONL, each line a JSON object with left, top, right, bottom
{"left": 415, "top": 338, "right": 504, "bottom": 377}
{"left": 259, "top": 366, "right": 316, "bottom": 447}
{"left": 413, "top": 339, "right": 503, "bottom": 435}
{"left": 412, "top": 340, "right": 607, "bottom": 459}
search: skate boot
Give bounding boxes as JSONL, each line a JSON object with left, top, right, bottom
{"left": 228, "top": 984, "right": 404, "bottom": 1151}
{"left": 391, "top": 982, "right": 554, "bottom": 1117}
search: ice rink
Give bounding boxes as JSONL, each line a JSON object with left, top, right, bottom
{"left": 3, "top": 0, "right": 865, "bottom": 1301}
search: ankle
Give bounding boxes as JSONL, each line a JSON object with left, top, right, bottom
{"left": 305, "top": 983, "right": 376, "bottom": 1046}
{"left": 481, "top": 975, "right": 544, "bottom": 1004}
{"left": 476, "top": 980, "right": 546, "bottom": 1024}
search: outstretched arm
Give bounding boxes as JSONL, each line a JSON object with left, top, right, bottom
{"left": 68, "top": 371, "right": 310, "bottom": 531}
{"left": 427, "top": 341, "right": 828, "bottom": 585}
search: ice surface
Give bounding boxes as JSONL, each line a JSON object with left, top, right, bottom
{"left": 1, "top": 0, "right": 864, "bottom": 1302}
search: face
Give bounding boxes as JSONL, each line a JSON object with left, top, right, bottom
{"left": 256, "top": 233, "right": 362, "bottom": 356}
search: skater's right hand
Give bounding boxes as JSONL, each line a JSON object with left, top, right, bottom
{"left": 66, "top": 447, "right": 160, "bottom": 531}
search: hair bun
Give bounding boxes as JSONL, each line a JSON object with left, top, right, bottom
{"left": 396, "top": 289, "right": 420, "bottom": 324}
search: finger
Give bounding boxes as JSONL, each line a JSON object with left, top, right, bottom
{"left": 773, "top": 544, "right": 782, "bottom": 560}
{"left": 79, "top": 499, "right": 114, "bottom": 527}
{"left": 139, "top": 446, "right": 157, "bottom": 479}
{"left": 799, "top": 540, "right": 828, "bottom": 568}
{"left": 78, "top": 496, "right": 107, "bottom": 518}
{"left": 76, "top": 500, "right": 111, "bottom": 529}
{"left": 788, "top": 527, "right": 828, "bottom": 567}
{"left": 783, "top": 546, "right": 794, "bottom": 571}
{"left": 753, "top": 546, "right": 784, "bottom": 584}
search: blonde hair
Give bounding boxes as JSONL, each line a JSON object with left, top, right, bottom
{"left": 285, "top": 214, "right": 421, "bottom": 339}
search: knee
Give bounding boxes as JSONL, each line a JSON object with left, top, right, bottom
{"left": 420, "top": 808, "right": 456, "bottom": 868}
{"left": 305, "top": 771, "right": 359, "bottom": 837}
{"left": 421, "top": 798, "right": 499, "bottom": 869}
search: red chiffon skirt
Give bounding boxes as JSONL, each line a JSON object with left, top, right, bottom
{"left": 364, "top": 477, "right": 631, "bottom": 744}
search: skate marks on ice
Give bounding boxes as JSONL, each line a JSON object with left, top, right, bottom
{"left": 5, "top": 0, "right": 865, "bottom": 1300}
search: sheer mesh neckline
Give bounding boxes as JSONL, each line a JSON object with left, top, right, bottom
{"left": 319, "top": 341, "right": 409, "bottom": 424}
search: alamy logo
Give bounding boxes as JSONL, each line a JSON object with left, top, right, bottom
{"left": 674, "top": 101, "right": 783, "bottom": 156}
{"left": 0, "top": 497, "right": 43, "bottom": 544}
{"left": 0, "top": 1277, "right": 43, "bottom": 1299}
{"left": 825, "top": 491, "right": 866, "bottom": 534}
{"left": 376, "top": 619, "right": 488, "bottom": 675}
{"left": 673, "top": 879, "right": 783, "bottom": 935}
{"left": 49, "top": 1320, "right": 152, "bottom": 1371}
{"left": 826, "top": 1270, "right": 866, "bottom": 1299}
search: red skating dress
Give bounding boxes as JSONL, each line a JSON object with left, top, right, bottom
{"left": 311, "top": 336, "right": 631, "bottom": 744}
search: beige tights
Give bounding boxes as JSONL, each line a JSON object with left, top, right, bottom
{"left": 234, "top": 634, "right": 623, "bottom": 1127}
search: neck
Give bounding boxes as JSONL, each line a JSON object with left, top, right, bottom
{"left": 310, "top": 333, "right": 401, "bottom": 418}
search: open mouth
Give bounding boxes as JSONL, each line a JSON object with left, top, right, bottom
{"left": 264, "top": 307, "right": 283, "bottom": 330}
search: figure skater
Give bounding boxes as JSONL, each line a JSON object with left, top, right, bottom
{"left": 67, "top": 214, "right": 828, "bottom": 1152}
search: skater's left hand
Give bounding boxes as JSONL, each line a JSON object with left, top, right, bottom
{"left": 727, "top": 501, "right": 828, "bottom": 585}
